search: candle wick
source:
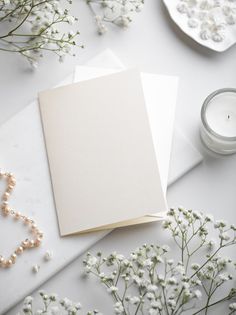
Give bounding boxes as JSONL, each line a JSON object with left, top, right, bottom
{"left": 227, "top": 115, "right": 230, "bottom": 120}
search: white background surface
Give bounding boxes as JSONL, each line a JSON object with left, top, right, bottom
{"left": 1, "top": 0, "right": 236, "bottom": 314}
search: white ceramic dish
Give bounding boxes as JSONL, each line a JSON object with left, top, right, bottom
{"left": 163, "top": 0, "right": 236, "bottom": 52}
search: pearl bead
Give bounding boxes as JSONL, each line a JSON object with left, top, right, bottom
{"left": 14, "top": 212, "right": 21, "bottom": 219}
{"left": 2, "top": 206, "right": 10, "bottom": 216}
{"left": 24, "top": 217, "right": 31, "bottom": 224}
{"left": 0, "top": 170, "right": 44, "bottom": 268}
{"left": 6, "top": 185, "right": 13, "bottom": 193}
{"left": 2, "top": 192, "right": 10, "bottom": 201}
{"left": 31, "top": 224, "right": 37, "bottom": 230}
{"left": 15, "top": 246, "right": 24, "bottom": 254}
{"left": 8, "top": 176, "right": 16, "bottom": 185}
{"left": 22, "top": 242, "right": 27, "bottom": 249}
{"left": 1, "top": 201, "right": 8, "bottom": 210}
{"left": 6, "top": 259, "right": 13, "bottom": 267}
{"left": 34, "top": 239, "right": 41, "bottom": 247}
{"left": 11, "top": 254, "right": 17, "bottom": 263}
{"left": 1, "top": 260, "right": 7, "bottom": 267}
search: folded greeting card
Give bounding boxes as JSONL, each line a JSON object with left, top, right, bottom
{"left": 39, "top": 69, "right": 167, "bottom": 236}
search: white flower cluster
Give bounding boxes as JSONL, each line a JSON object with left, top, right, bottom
{"left": 86, "top": 0, "right": 144, "bottom": 34}
{"left": 19, "top": 208, "right": 236, "bottom": 315}
{"left": 83, "top": 207, "right": 236, "bottom": 314}
{"left": 84, "top": 244, "right": 205, "bottom": 314}
{"left": 0, "top": 0, "right": 81, "bottom": 67}
{"left": 18, "top": 291, "right": 101, "bottom": 315}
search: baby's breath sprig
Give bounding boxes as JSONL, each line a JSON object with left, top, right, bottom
{"left": 18, "top": 208, "right": 236, "bottom": 315}
{"left": 0, "top": 0, "right": 82, "bottom": 68}
{"left": 85, "top": 0, "right": 144, "bottom": 35}
{"left": 18, "top": 291, "right": 101, "bottom": 315}
{"left": 83, "top": 208, "right": 236, "bottom": 315}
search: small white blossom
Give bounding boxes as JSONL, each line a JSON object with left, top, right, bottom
{"left": 24, "top": 296, "right": 33, "bottom": 304}
{"left": 132, "top": 275, "right": 142, "bottom": 286}
{"left": 44, "top": 250, "right": 53, "bottom": 261}
{"left": 147, "top": 284, "right": 158, "bottom": 292}
{"left": 162, "top": 245, "right": 170, "bottom": 252}
{"left": 207, "top": 239, "right": 216, "bottom": 250}
{"left": 87, "top": 0, "right": 144, "bottom": 33}
{"left": 229, "top": 303, "right": 236, "bottom": 311}
{"left": 130, "top": 253, "right": 137, "bottom": 260}
{"left": 219, "top": 232, "right": 230, "bottom": 241}
{"left": 194, "top": 290, "right": 202, "bottom": 299}
{"left": 144, "top": 258, "right": 153, "bottom": 268}
{"left": 183, "top": 282, "right": 190, "bottom": 290}
{"left": 23, "top": 304, "right": 32, "bottom": 312}
{"left": 114, "top": 301, "right": 124, "bottom": 314}
{"left": 218, "top": 273, "right": 230, "bottom": 282}
{"left": 107, "top": 286, "right": 118, "bottom": 294}
{"left": 75, "top": 302, "right": 82, "bottom": 310}
{"left": 87, "top": 256, "right": 98, "bottom": 266}
{"left": 117, "top": 254, "right": 125, "bottom": 261}
{"left": 167, "top": 259, "right": 174, "bottom": 265}
{"left": 66, "top": 16, "right": 75, "bottom": 25}
{"left": 150, "top": 300, "right": 162, "bottom": 310}
{"left": 167, "top": 277, "right": 177, "bottom": 285}
{"left": 205, "top": 214, "right": 214, "bottom": 222}
{"left": 214, "top": 220, "right": 227, "bottom": 228}
{"left": 148, "top": 309, "right": 158, "bottom": 315}
{"left": 167, "top": 299, "right": 176, "bottom": 309}
{"left": 193, "top": 211, "right": 203, "bottom": 220}
{"left": 230, "top": 224, "right": 236, "bottom": 231}
{"left": 217, "top": 257, "right": 228, "bottom": 268}
{"left": 191, "top": 263, "right": 200, "bottom": 270}
{"left": 175, "top": 264, "right": 185, "bottom": 275}
{"left": 61, "top": 297, "right": 73, "bottom": 308}
{"left": 146, "top": 292, "right": 155, "bottom": 300}
{"left": 163, "top": 219, "right": 172, "bottom": 229}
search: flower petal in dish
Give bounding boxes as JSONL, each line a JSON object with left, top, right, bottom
{"left": 162, "top": 0, "right": 236, "bottom": 52}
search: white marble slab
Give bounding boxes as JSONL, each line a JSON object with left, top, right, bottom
{"left": 0, "top": 51, "right": 202, "bottom": 314}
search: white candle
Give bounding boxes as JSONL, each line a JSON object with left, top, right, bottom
{"left": 200, "top": 89, "right": 236, "bottom": 155}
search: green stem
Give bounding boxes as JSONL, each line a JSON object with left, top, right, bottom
{"left": 192, "top": 295, "right": 231, "bottom": 315}
{"left": 162, "top": 287, "right": 170, "bottom": 315}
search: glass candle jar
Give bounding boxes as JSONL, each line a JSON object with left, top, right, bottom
{"left": 200, "top": 88, "right": 236, "bottom": 155}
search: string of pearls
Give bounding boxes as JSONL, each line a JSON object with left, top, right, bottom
{"left": 0, "top": 171, "right": 43, "bottom": 268}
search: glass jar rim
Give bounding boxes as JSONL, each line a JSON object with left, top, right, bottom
{"left": 201, "top": 88, "right": 236, "bottom": 141}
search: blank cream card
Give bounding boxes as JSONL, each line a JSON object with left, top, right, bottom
{"left": 39, "top": 69, "right": 167, "bottom": 236}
